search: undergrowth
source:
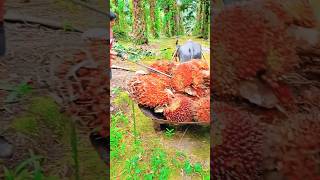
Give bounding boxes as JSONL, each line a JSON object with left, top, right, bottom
{"left": 9, "top": 96, "right": 106, "bottom": 179}
{"left": 3, "top": 150, "right": 59, "bottom": 180}
{"left": 111, "top": 90, "right": 210, "bottom": 179}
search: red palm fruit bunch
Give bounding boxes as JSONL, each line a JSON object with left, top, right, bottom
{"left": 190, "top": 60, "right": 210, "bottom": 86}
{"left": 267, "top": 114, "right": 320, "bottom": 179}
{"left": 148, "top": 72, "right": 171, "bottom": 87}
{"left": 55, "top": 40, "right": 109, "bottom": 137}
{"left": 211, "top": 102, "right": 265, "bottom": 179}
{"left": 163, "top": 94, "right": 193, "bottom": 123}
{"left": 264, "top": 0, "right": 317, "bottom": 28}
{"left": 171, "top": 62, "right": 194, "bottom": 91}
{"left": 128, "top": 60, "right": 209, "bottom": 123}
{"left": 149, "top": 61, "right": 175, "bottom": 74}
{"left": 212, "top": 1, "right": 299, "bottom": 108}
{"left": 171, "top": 60, "right": 209, "bottom": 94}
{"left": 127, "top": 74, "right": 172, "bottom": 108}
{"left": 192, "top": 97, "right": 210, "bottom": 123}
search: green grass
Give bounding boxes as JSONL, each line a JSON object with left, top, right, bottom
{"left": 9, "top": 96, "right": 107, "bottom": 179}
{"left": 11, "top": 115, "right": 39, "bottom": 137}
{"left": 11, "top": 96, "right": 67, "bottom": 137}
{"left": 3, "top": 151, "right": 59, "bottom": 180}
{"left": 28, "top": 97, "right": 67, "bottom": 136}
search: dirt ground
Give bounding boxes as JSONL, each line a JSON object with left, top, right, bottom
{"left": 0, "top": 0, "right": 107, "bottom": 178}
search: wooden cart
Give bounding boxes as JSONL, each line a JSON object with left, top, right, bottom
{"left": 138, "top": 105, "right": 210, "bottom": 131}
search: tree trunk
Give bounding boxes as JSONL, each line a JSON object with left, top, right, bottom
{"left": 195, "top": 0, "right": 203, "bottom": 35}
{"left": 132, "top": 0, "right": 148, "bottom": 44}
{"left": 149, "top": 0, "right": 157, "bottom": 38}
{"left": 170, "top": 0, "right": 178, "bottom": 36}
{"left": 164, "top": 6, "right": 171, "bottom": 37}
{"left": 202, "top": 0, "right": 210, "bottom": 39}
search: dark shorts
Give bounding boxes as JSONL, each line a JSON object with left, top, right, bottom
{"left": 0, "top": 23, "right": 5, "bottom": 56}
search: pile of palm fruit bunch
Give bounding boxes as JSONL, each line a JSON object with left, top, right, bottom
{"left": 127, "top": 59, "right": 210, "bottom": 123}
{"left": 55, "top": 38, "right": 109, "bottom": 137}
{"left": 211, "top": 0, "right": 320, "bottom": 179}
{"left": 212, "top": 0, "right": 319, "bottom": 111}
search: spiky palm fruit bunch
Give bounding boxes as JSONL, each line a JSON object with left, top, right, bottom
{"left": 171, "top": 60, "right": 209, "bottom": 92}
{"left": 212, "top": 1, "right": 300, "bottom": 107}
{"left": 55, "top": 40, "right": 109, "bottom": 137}
{"left": 164, "top": 94, "right": 193, "bottom": 122}
{"left": 127, "top": 74, "right": 172, "bottom": 107}
{"left": 171, "top": 62, "right": 194, "bottom": 91}
{"left": 267, "top": 115, "right": 320, "bottom": 179}
{"left": 264, "top": 0, "right": 317, "bottom": 28}
{"left": 128, "top": 60, "right": 209, "bottom": 123}
{"left": 149, "top": 61, "right": 175, "bottom": 74}
{"left": 193, "top": 97, "right": 210, "bottom": 123}
{"left": 148, "top": 72, "right": 171, "bottom": 87}
{"left": 211, "top": 102, "right": 264, "bottom": 179}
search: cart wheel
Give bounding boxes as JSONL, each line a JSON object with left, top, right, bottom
{"left": 153, "top": 122, "right": 162, "bottom": 131}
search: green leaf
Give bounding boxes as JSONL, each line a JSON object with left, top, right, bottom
{"left": 15, "top": 155, "right": 42, "bottom": 175}
{"left": 193, "top": 162, "right": 203, "bottom": 173}
{"left": 183, "top": 160, "right": 193, "bottom": 175}
{"left": 144, "top": 174, "right": 153, "bottom": 180}
{"left": 3, "top": 166, "right": 14, "bottom": 180}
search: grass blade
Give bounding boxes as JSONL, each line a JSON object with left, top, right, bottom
{"left": 70, "top": 120, "right": 80, "bottom": 180}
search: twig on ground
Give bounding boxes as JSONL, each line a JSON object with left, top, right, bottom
{"left": 178, "top": 126, "right": 189, "bottom": 147}
{"left": 111, "top": 65, "right": 135, "bottom": 72}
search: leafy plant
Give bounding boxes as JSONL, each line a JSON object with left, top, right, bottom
{"left": 11, "top": 115, "right": 39, "bottom": 137}
{"left": 111, "top": 86, "right": 121, "bottom": 95}
{"left": 193, "top": 162, "right": 203, "bottom": 174}
{"left": 70, "top": 120, "right": 80, "bottom": 180}
{"left": 113, "top": 44, "right": 155, "bottom": 62}
{"left": 150, "top": 148, "right": 170, "bottom": 179}
{"left": 110, "top": 112, "right": 127, "bottom": 159}
{"left": 125, "top": 155, "right": 142, "bottom": 180}
{"left": 3, "top": 151, "right": 58, "bottom": 180}
{"left": 164, "top": 128, "right": 175, "bottom": 138}
{"left": 183, "top": 160, "right": 193, "bottom": 175}
{"left": 5, "top": 82, "right": 32, "bottom": 103}
{"left": 29, "top": 97, "right": 67, "bottom": 136}
{"left": 62, "top": 20, "right": 74, "bottom": 32}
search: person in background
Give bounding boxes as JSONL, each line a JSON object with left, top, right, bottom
{"left": 88, "top": 11, "right": 118, "bottom": 168}
{"left": 109, "top": 11, "right": 117, "bottom": 79}
{"left": 0, "top": 0, "right": 5, "bottom": 56}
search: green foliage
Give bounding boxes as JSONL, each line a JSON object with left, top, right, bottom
{"left": 5, "top": 82, "right": 32, "bottom": 103}
{"left": 11, "top": 116, "right": 39, "bottom": 137}
{"left": 29, "top": 97, "right": 67, "bottom": 136}
{"left": 183, "top": 160, "right": 193, "bottom": 175}
{"left": 113, "top": 43, "right": 155, "bottom": 62}
{"left": 62, "top": 20, "right": 75, "bottom": 32}
{"left": 111, "top": 86, "right": 121, "bottom": 95}
{"left": 193, "top": 162, "right": 203, "bottom": 174}
{"left": 110, "top": 0, "right": 207, "bottom": 41}
{"left": 3, "top": 151, "right": 58, "bottom": 180}
{"left": 70, "top": 121, "right": 80, "bottom": 180}
{"left": 113, "top": 90, "right": 131, "bottom": 107}
{"left": 150, "top": 148, "right": 171, "bottom": 179}
{"left": 164, "top": 128, "right": 175, "bottom": 138}
{"left": 11, "top": 96, "right": 68, "bottom": 138}
{"left": 160, "top": 48, "right": 173, "bottom": 60}
{"left": 110, "top": 112, "right": 127, "bottom": 159}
